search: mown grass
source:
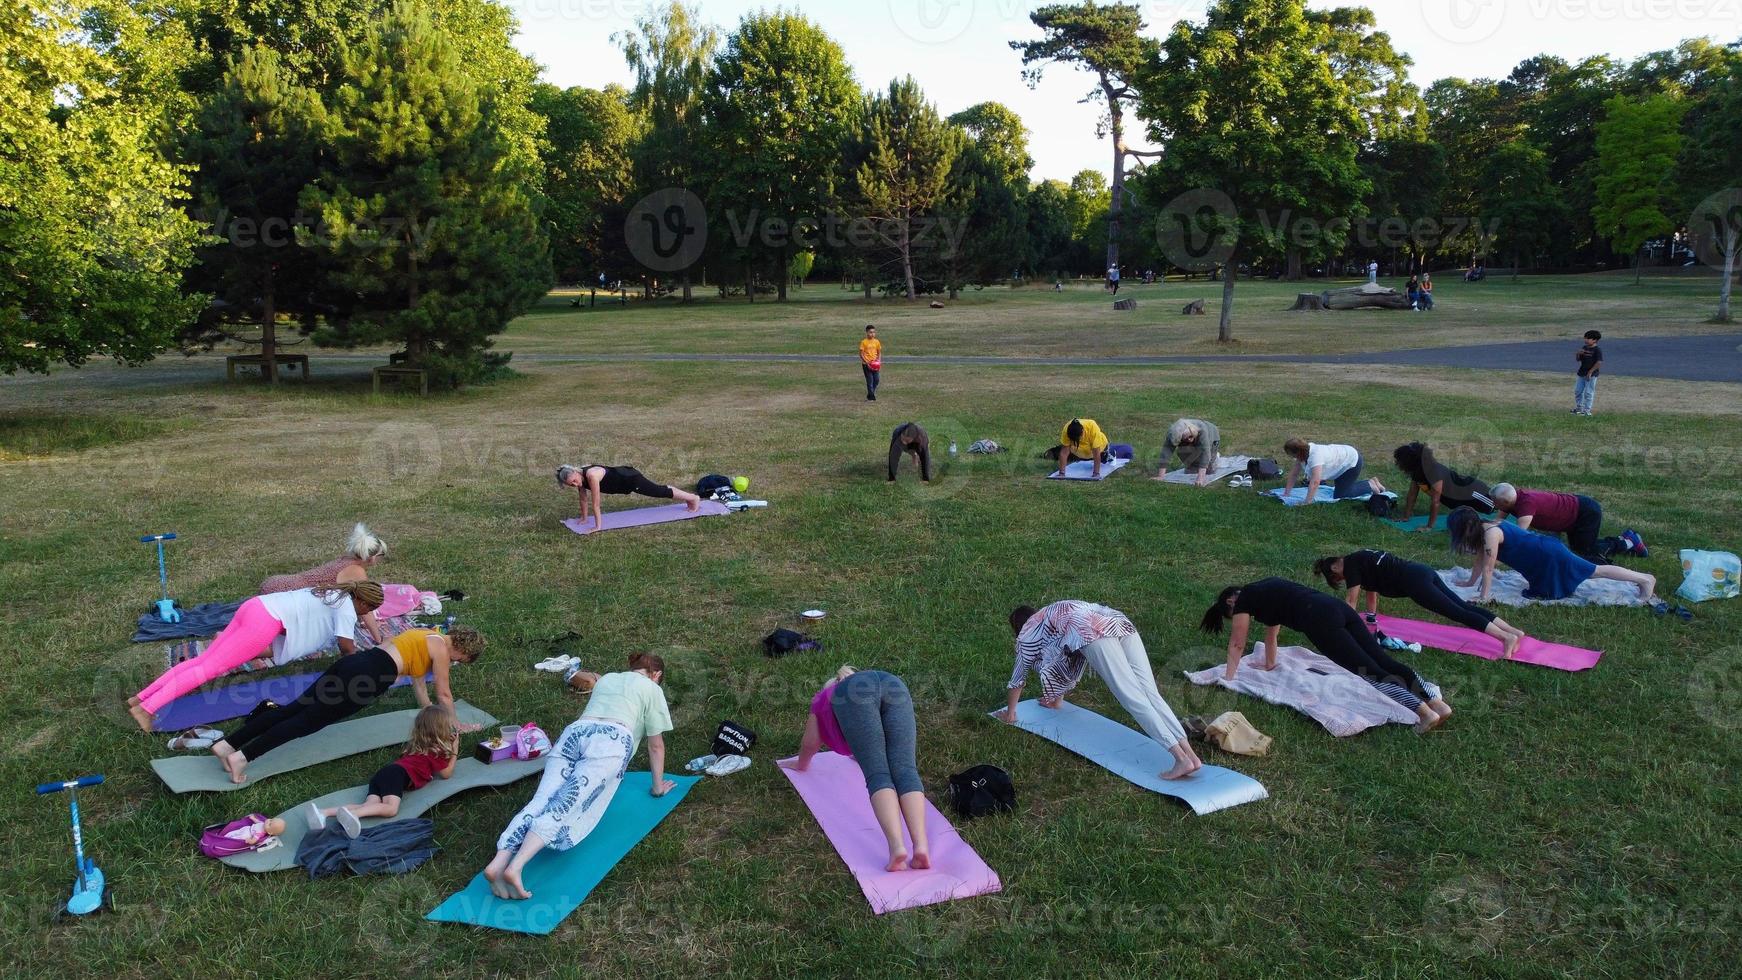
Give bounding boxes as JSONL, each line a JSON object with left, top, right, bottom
{"left": 0, "top": 293, "right": 1737, "bottom": 978}
{"left": 0, "top": 411, "right": 179, "bottom": 460}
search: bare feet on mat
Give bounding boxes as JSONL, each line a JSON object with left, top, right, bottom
{"left": 484, "top": 854, "right": 512, "bottom": 899}
{"left": 910, "top": 851, "right": 931, "bottom": 870}
{"left": 209, "top": 740, "right": 235, "bottom": 761}
{"left": 1501, "top": 633, "right": 1522, "bottom": 660}
{"left": 885, "top": 851, "right": 910, "bottom": 873}
{"left": 503, "top": 866, "right": 532, "bottom": 900}
{"left": 223, "top": 750, "right": 249, "bottom": 784}
{"left": 128, "top": 704, "right": 154, "bottom": 732}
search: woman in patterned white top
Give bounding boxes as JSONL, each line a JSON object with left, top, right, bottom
{"left": 999, "top": 601, "right": 1203, "bottom": 780}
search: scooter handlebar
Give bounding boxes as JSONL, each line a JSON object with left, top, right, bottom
{"left": 35, "top": 775, "right": 104, "bottom": 794}
{"left": 139, "top": 533, "right": 178, "bottom": 543}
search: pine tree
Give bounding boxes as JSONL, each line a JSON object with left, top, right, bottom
{"left": 854, "top": 77, "right": 961, "bottom": 300}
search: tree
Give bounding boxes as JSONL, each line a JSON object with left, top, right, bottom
{"left": 1677, "top": 60, "right": 1742, "bottom": 321}
{"left": 935, "top": 123, "right": 1031, "bottom": 297}
{"left": 1480, "top": 141, "right": 1563, "bottom": 280}
{"left": 1025, "top": 180, "right": 1076, "bottom": 277}
{"left": 1065, "top": 170, "right": 1111, "bottom": 273}
{"left": 1, "top": 0, "right": 205, "bottom": 374}
{"left": 1138, "top": 0, "right": 1370, "bottom": 341}
{"left": 530, "top": 84, "right": 638, "bottom": 284}
{"left": 618, "top": 1, "right": 719, "bottom": 301}
{"left": 702, "top": 11, "right": 859, "bottom": 302}
{"left": 948, "top": 102, "right": 1034, "bottom": 189}
{"left": 299, "top": 2, "right": 549, "bottom": 386}
{"left": 853, "top": 77, "right": 961, "bottom": 299}
{"left": 1593, "top": 93, "right": 1686, "bottom": 283}
{"left": 1012, "top": 2, "right": 1162, "bottom": 275}
{"left": 184, "top": 45, "right": 326, "bottom": 382}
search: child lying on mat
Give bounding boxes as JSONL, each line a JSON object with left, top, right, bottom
{"left": 304, "top": 705, "right": 460, "bottom": 839}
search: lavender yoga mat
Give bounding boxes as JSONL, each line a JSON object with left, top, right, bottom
{"left": 152, "top": 671, "right": 428, "bottom": 733}
{"left": 779, "top": 751, "right": 1001, "bottom": 914}
{"left": 1374, "top": 614, "right": 1602, "bottom": 672}
{"left": 561, "top": 500, "right": 731, "bottom": 535}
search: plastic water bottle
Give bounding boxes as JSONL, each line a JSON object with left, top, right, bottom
{"left": 443, "top": 615, "right": 457, "bottom": 634}
{"left": 949, "top": 441, "right": 958, "bottom": 457}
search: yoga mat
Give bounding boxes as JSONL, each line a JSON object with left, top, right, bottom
{"left": 425, "top": 772, "right": 698, "bottom": 934}
{"left": 132, "top": 600, "right": 245, "bottom": 643}
{"left": 1161, "top": 455, "right": 1251, "bottom": 486}
{"left": 1385, "top": 513, "right": 1516, "bottom": 533}
{"left": 1046, "top": 457, "right": 1131, "bottom": 481}
{"left": 1374, "top": 614, "right": 1602, "bottom": 671}
{"left": 562, "top": 500, "right": 731, "bottom": 535}
{"left": 778, "top": 751, "right": 1001, "bottom": 914}
{"left": 151, "top": 671, "right": 430, "bottom": 733}
{"left": 150, "top": 701, "right": 497, "bottom": 793}
{"left": 1266, "top": 486, "right": 1396, "bottom": 506}
{"left": 993, "top": 700, "right": 1267, "bottom": 815}
{"left": 1184, "top": 644, "right": 1419, "bottom": 737}
{"left": 1437, "top": 568, "right": 1645, "bottom": 607}
{"left": 221, "top": 757, "right": 547, "bottom": 873}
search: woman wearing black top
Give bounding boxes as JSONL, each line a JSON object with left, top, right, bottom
{"left": 1393, "top": 442, "right": 1495, "bottom": 530}
{"left": 1314, "top": 550, "right": 1528, "bottom": 660}
{"left": 1200, "top": 577, "right": 1453, "bottom": 733}
{"left": 557, "top": 464, "right": 703, "bottom": 531}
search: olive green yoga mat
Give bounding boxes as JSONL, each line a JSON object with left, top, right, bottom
{"left": 150, "top": 701, "right": 498, "bottom": 793}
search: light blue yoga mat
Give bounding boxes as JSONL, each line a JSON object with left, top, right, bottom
{"left": 1266, "top": 486, "right": 1395, "bottom": 506}
{"left": 1385, "top": 512, "right": 1514, "bottom": 533}
{"left": 426, "top": 772, "right": 698, "bottom": 934}
{"left": 993, "top": 700, "right": 1268, "bottom": 815}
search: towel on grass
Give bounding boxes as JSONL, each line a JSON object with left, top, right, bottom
{"left": 1437, "top": 568, "right": 1645, "bottom": 607}
{"left": 1183, "top": 644, "right": 1419, "bottom": 737}
{"left": 132, "top": 600, "right": 245, "bottom": 643}
{"left": 1161, "top": 455, "right": 1252, "bottom": 485}
{"left": 297, "top": 818, "right": 438, "bottom": 878}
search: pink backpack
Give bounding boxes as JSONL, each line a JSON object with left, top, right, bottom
{"left": 513, "top": 723, "right": 550, "bottom": 760}
{"left": 199, "top": 814, "right": 281, "bottom": 858}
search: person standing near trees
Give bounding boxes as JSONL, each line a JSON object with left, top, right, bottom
{"left": 859, "top": 325, "right": 882, "bottom": 401}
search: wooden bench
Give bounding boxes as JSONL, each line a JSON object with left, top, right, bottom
{"left": 372, "top": 365, "right": 428, "bottom": 396}
{"left": 225, "top": 353, "right": 310, "bottom": 381}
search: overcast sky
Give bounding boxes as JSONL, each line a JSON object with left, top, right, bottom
{"left": 508, "top": 0, "right": 1742, "bottom": 182}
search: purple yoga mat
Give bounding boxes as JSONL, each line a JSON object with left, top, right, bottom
{"left": 779, "top": 751, "right": 1001, "bottom": 914}
{"left": 1375, "top": 615, "right": 1602, "bottom": 672}
{"left": 151, "top": 671, "right": 427, "bottom": 732}
{"left": 562, "top": 500, "right": 731, "bottom": 536}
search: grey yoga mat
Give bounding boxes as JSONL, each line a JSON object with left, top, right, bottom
{"left": 151, "top": 701, "right": 498, "bottom": 793}
{"left": 221, "top": 756, "right": 547, "bottom": 872}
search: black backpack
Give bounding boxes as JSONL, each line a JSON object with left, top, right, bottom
{"left": 1247, "top": 458, "right": 1282, "bottom": 480}
{"left": 762, "top": 628, "right": 820, "bottom": 657}
{"left": 946, "top": 765, "right": 1015, "bottom": 819}
{"left": 1365, "top": 495, "right": 1393, "bottom": 518}
{"left": 710, "top": 720, "right": 757, "bottom": 756}
{"left": 696, "top": 474, "right": 731, "bottom": 497}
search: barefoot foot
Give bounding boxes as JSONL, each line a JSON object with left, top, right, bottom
{"left": 503, "top": 866, "right": 532, "bottom": 900}
{"left": 223, "top": 751, "right": 249, "bottom": 784}
{"left": 484, "top": 855, "right": 512, "bottom": 899}
{"left": 1159, "top": 760, "right": 1196, "bottom": 780}
{"left": 1501, "top": 633, "right": 1522, "bottom": 660}
{"left": 885, "top": 852, "right": 910, "bottom": 872}
{"left": 910, "top": 852, "right": 931, "bottom": 870}
{"left": 128, "top": 704, "right": 155, "bottom": 732}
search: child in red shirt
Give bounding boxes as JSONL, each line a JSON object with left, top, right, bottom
{"left": 306, "top": 704, "right": 459, "bottom": 838}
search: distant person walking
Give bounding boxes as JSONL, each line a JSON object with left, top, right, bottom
{"left": 1574, "top": 330, "right": 1602, "bottom": 416}
{"left": 860, "top": 325, "right": 882, "bottom": 402}
{"left": 1107, "top": 265, "right": 1121, "bottom": 295}
{"left": 1367, "top": 260, "right": 1379, "bottom": 285}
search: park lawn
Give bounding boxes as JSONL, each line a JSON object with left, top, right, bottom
{"left": 1, "top": 338, "right": 1738, "bottom": 976}
{"left": 501, "top": 271, "right": 1735, "bottom": 359}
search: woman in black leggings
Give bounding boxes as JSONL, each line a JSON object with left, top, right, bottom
{"left": 1315, "top": 550, "right": 1529, "bottom": 659}
{"left": 1200, "top": 578, "right": 1453, "bottom": 733}
{"left": 557, "top": 464, "right": 703, "bottom": 532}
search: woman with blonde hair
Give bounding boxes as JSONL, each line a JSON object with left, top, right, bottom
{"left": 127, "top": 582, "right": 384, "bottom": 731}
{"left": 260, "top": 523, "right": 389, "bottom": 641}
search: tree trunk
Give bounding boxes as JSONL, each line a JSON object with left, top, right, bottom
{"left": 1217, "top": 254, "right": 1238, "bottom": 343}
{"left": 259, "top": 266, "right": 278, "bottom": 384}
{"left": 1720, "top": 233, "right": 1736, "bottom": 321}
{"left": 406, "top": 248, "right": 425, "bottom": 363}
{"left": 1634, "top": 251, "right": 1642, "bottom": 286}
{"left": 1105, "top": 75, "right": 1125, "bottom": 275}
{"left": 777, "top": 248, "right": 789, "bottom": 302}
{"left": 1285, "top": 247, "right": 1303, "bottom": 281}
{"left": 745, "top": 265, "right": 754, "bottom": 304}
{"left": 681, "top": 273, "right": 692, "bottom": 304}
{"left": 900, "top": 213, "right": 916, "bottom": 301}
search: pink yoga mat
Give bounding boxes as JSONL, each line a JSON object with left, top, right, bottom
{"left": 1375, "top": 614, "right": 1602, "bottom": 672}
{"left": 562, "top": 500, "right": 731, "bottom": 535}
{"left": 778, "top": 752, "right": 1001, "bottom": 914}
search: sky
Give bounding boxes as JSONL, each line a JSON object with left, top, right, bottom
{"left": 507, "top": 0, "right": 1742, "bottom": 182}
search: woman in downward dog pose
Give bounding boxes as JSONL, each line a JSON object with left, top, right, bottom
{"left": 306, "top": 704, "right": 460, "bottom": 838}
{"left": 1201, "top": 578, "right": 1454, "bottom": 733}
{"left": 1000, "top": 601, "right": 1203, "bottom": 780}
{"left": 557, "top": 464, "right": 703, "bottom": 530}
{"left": 485, "top": 653, "right": 675, "bottom": 901}
{"left": 1315, "top": 550, "right": 1529, "bottom": 659}
{"left": 784, "top": 667, "right": 930, "bottom": 873}
{"left": 1446, "top": 507, "right": 1658, "bottom": 604}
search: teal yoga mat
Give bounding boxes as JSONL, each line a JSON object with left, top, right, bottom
{"left": 221, "top": 757, "right": 547, "bottom": 872}
{"left": 1385, "top": 512, "right": 1515, "bottom": 533}
{"left": 426, "top": 772, "right": 698, "bottom": 934}
{"left": 150, "top": 701, "right": 498, "bottom": 793}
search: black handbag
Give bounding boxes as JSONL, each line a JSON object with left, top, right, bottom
{"left": 1247, "top": 458, "right": 1282, "bottom": 480}
{"left": 762, "top": 628, "right": 820, "bottom": 657}
{"left": 945, "top": 764, "right": 1016, "bottom": 819}
{"left": 710, "top": 720, "right": 757, "bottom": 756}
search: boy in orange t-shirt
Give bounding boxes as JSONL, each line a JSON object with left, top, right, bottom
{"left": 859, "top": 325, "right": 882, "bottom": 401}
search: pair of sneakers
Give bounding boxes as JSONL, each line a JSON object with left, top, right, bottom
{"left": 535, "top": 654, "right": 581, "bottom": 673}
{"left": 1229, "top": 474, "right": 1253, "bottom": 489}
{"left": 304, "top": 801, "right": 365, "bottom": 839}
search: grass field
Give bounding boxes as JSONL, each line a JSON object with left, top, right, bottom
{"left": 2, "top": 277, "right": 1738, "bottom": 977}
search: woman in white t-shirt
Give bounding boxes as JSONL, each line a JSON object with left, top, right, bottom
{"left": 1282, "top": 438, "right": 1384, "bottom": 502}
{"left": 127, "top": 582, "right": 383, "bottom": 731}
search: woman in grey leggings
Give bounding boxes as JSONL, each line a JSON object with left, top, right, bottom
{"left": 783, "top": 667, "right": 930, "bottom": 872}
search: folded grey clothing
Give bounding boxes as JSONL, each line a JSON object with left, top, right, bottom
{"left": 132, "top": 600, "right": 245, "bottom": 643}
{"left": 298, "top": 818, "right": 438, "bottom": 878}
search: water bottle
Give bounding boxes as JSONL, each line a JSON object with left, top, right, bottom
{"left": 949, "top": 441, "right": 958, "bottom": 457}
{"left": 443, "top": 615, "right": 457, "bottom": 634}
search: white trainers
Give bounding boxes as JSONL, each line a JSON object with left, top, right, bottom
{"left": 304, "top": 801, "right": 325, "bottom": 832}
{"left": 705, "top": 754, "right": 752, "bottom": 777}
{"left": 336, "top": 807, "right": 363, "bottom": 839}
{"left": 535, "top": 655, "right": 580, "bottom": 673}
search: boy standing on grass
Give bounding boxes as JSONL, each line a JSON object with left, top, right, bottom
{"left": 1574, "top": 330, "right": 1603, "bottom": 416}
{"left": 859, "top": 324, "right": 882, "bottom": 401}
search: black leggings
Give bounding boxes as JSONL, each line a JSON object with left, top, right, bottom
{"left": 600, "top": 467, "right": 673, "bottom": 499}
{"left": 1400, "top": 564, "right": 1497, "bottom": 632}
{"left": 1301, "top": 605, "right": 1433, "bottom": 705}
{"left": 224, "top": 648, "right": 399, "bottom": 760}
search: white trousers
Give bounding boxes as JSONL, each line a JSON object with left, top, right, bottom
{"left": 1081, "top": 633, "right": 1189, "bottom": 750}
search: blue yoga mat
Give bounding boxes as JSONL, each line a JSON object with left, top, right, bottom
{"left": 1385, "top": 512, "right": 1515, "bottom": 533}
{"left": 426, "top": 772, "right": 698, "bottom": 934}
{"left": 152, "top": 671, "right": 427, "bottom": 733}
{"left": 992, "top": 700, "right": 1268, "bottom": 816}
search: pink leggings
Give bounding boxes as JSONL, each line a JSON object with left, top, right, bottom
{"left": 135, "top": 597, "right": 285, "bottom": 713}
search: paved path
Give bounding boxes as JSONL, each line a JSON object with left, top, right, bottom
{"left": 6, "top": 333, "right": 1738, "bottom": 392}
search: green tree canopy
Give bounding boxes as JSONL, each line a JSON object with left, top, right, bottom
{"left": 948, "top": 102, "right": 1034, "bottom": 190}
{"left": 531, "top": 84, "right": 639, "bottom": 284}
{"left": 1593, "top": 92, "right": 1687, "bottom": 282}
{"left": 853, "top": 77, "right": 961, "bottom": 300}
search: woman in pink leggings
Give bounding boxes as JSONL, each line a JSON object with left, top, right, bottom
{"left": 127, "top": 581, "right": 383, "bottom": 731}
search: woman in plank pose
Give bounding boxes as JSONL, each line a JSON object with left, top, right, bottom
{"left": 1446, "top": 507, "right": 1658, "bottom": 604}
{"left": 557, "top": 464, "right": 703, "bottom": 531}
{"left": 1391, "top": 442, "right": 1495, "bottom": 530}
{"left": 127, "top": 582, "right": 384, "bottom": 731}
{"left": 783, "top": 666, "right": 930, "bottom": 872}
{"left": 1314, "top": 550, "right": 1529, "bottom": 659}
{"left": 484, "top": 653, "right": 675, "bottom": 901}
{"left": 1000, "top": 601, "right": 1203, "bottom": 780}
{"left": 1201, "top": 577, "right": 1454, "bottom": 733}
{"left": 210, "top": 625, "right": 487, "bottom": 784}
{"left": 305, "top": 704, "right": 461, "bottom": 837}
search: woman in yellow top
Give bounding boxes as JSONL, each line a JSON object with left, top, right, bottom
{"left": 210, "top": 626, "right": 488, "bottom": 784}
{"left": 1057, "top": 418, "right": 1110, "bottom": 478}
{"left": 859, "top": 324, "right": 882, "bottom": 401}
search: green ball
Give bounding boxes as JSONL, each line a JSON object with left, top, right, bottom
{"left": 732, "top": 476, "right": 750, "bottom": 493}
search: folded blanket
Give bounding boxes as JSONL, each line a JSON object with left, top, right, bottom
{"left": 1162, "top": 455, "right": 1252, "bottom": 485}
{"left": 297, "top": 818, "right": 438, "bottom": 879}
{"left": 132, "top": 600, "right": 245, "bottom": 643}
{"left": 1437, "top": 568, "right": 1645, "bottom": 607}
{"left": 1184, "top": 644, "right": 1419, "bottom": 737}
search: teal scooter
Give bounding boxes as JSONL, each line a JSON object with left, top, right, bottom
{"left": 140, "top": 533, "right": 181, "bottom": 623}
{"left": 35, "top": 774, "right": 110, "bottom": 917}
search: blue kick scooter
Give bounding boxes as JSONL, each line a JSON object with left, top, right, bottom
{"left": 141, "top": 532, "right": 180, "bottom": 623}
{"left": 35, "top": 774, "right": 111, "bottom": 917}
